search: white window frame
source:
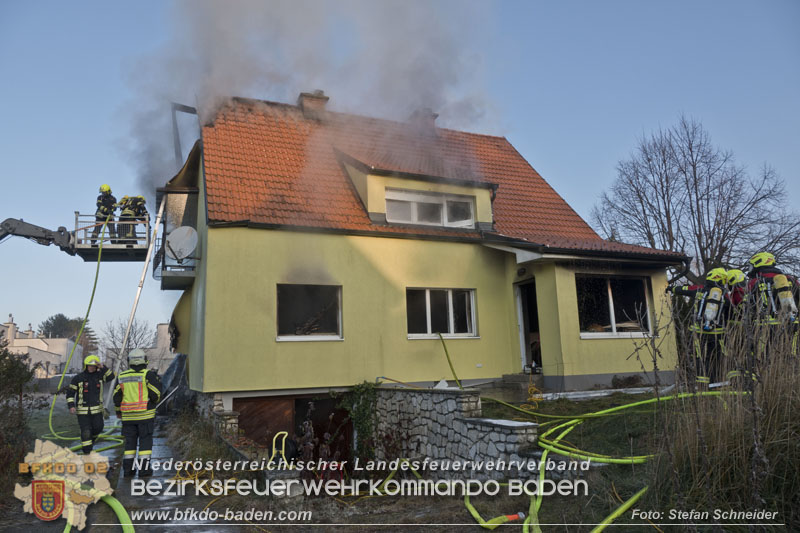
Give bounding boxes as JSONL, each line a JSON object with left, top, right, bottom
{"left": 276, "top": 284, "right": 344, "bottom": 342}
{"left": 406, "top": 288, "right": 478, "bottom": 339}
{"left": 576, "top": 275, "right": 653, "bottom": 339}
{"left": 385, "top": 189, "right": 475, "bottom": 228}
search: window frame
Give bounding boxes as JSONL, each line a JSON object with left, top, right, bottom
{"left": 575, "top": 274, "right": 653, "bottom": 339}
{"left": 385, "top": 189, "right": 475, "bottom": 228}
{"left": 406, "top": 287, "right": 478, "bottom": 339}
{"left": 275, "top": 284, "right": 344, "bottom": 342}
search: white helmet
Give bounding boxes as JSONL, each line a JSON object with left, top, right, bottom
{"left": 128, "top": 348, "right": 147, "bottom": 366}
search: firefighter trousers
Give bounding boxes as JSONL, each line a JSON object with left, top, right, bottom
{"left": 77, "top": 413, "right": 105, "bottom": 455}
{"left": 122, "top": 419, "right": 155, "bottom": 476}
{"left": 91, "top": 214, "right": 115, "bottom": 243}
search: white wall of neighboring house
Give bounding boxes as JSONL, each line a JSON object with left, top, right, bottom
{"left": 1, "top": 315, "right": 84, "bottom": 378}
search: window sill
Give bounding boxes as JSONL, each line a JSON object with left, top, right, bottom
{"left": 407, "top": 334, "right": 480, "bottom": 340}
{"left": 579, "top": 332, "right": 653, "bottom": 340}
{"left": 276, "top": 336, "right": 344, "bottom": 342}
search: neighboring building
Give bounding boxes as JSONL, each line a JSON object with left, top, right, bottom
{"left": 159, "top": 92, "right": 684, "bottom": 440}
{"left": 1, "top": 315, "right": 83, "bottom": 377}
{"left": 103, "top": 323, "right": 175, "bottom": 375}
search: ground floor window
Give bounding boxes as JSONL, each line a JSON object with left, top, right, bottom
{"left": 406, "top": 288, "right": 476, "bottom": 338}
{"left": 277, "top": 284, "right": 342, "bottom": 340}
{"left": 575, "top": 275, "right": 651, "bottom": 336}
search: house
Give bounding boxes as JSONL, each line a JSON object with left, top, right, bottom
{"left": 1, "top": 315, "right": 83, "bottom": 377}
{"left": 159, "top": 91, "right": 684, "bottom": 442}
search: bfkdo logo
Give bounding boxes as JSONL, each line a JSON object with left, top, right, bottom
{"left": 32, "top": 480, "right": 65, "bottom": 521}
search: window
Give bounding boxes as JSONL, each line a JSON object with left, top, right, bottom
{"left": 277, "top": 284, "right": 342, "bottom": 340}
{"left": 406, "top": 288, "right": 476, "bottom": 337}
{"left": 385, "top": 189, "right": 475, "bottom": 228}
{"left": 575, "top": 275, "right": 651, "bottom": 337}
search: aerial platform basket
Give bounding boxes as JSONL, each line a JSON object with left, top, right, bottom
{"left": 72, "top": 211, "right": 151, "bottom": 262}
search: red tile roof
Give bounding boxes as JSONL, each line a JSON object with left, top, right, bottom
{"left": 200, "top": 98, "right": 682, "bottom": 260}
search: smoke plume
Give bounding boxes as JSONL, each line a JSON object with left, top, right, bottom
{"left": 124, "top": 0, "right": 496, "bottom": 195}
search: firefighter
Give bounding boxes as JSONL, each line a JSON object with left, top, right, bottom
{"left": 113, "top": 348, "right": 162, "bottom": 477}
{"left": 91, "top": 184, "right": 116, "bottom": 245}
{"left": 66, "top": 355, "right": 115, "bottom": 454}
{"left": 745, "top": 252, "right": 799, "bottom": 358}
{"left": 673, "top": 267, "right": 728, "bottom": 386}
{"left": 722, "top": 269, "right": 754, "bottom": 383}
{"left": 118, "top": 196, "right": 137, "bottom": 244}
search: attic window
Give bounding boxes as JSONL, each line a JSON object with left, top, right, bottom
{"left": 385, "top": 189, "right": 474, "bottom": 228}
{"left": 276, "top": 284, "right": 342, "bottom": 341}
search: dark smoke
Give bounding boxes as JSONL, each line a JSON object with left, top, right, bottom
{"left": 123, "top": 0, "right": 496, "bottom": 196}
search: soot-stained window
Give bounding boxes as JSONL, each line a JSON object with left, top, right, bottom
{"left": 406, "top": 288, "right": 476, "bottom": 337}
{"left": 277, "top": 284, "right": 341, "bottom": 338}
{"left": 575, "top": 275, "right": 651, "bottom": 335}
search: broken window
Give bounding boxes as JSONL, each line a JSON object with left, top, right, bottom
{"left": 575, "top": 275, "right": 651, "bottom": 335}
{"left": 406, "top": 288, "right": 476, "bottom": 337}
{"left": 277, "top": 284, "right": 341, "bottom": 338}
{"left": 385, "top": 189, "right": 475, "bottom": 228}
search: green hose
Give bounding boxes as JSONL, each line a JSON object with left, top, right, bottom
{"left": 590, "top": 486, "right": 649, "bottom": 532}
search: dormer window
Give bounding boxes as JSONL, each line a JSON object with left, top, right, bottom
{"left": 385, "top": 189, "right": 475, "bottom": 228}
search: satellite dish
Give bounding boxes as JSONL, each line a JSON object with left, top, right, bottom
{"left": 165, "top": 226, "right": 198, "bottom": 261}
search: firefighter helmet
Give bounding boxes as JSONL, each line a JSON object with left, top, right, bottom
{"left": 137, "top": 195, "right": 145, "bottom": 202}
{"left": 99, "top": 184, "right": 111, "bottom": 194}
{"left": 749, "top": 252, "right": 776, "bottom": 269}
{"left": 725, "top": 269, "right": 746, "bottom": 285}
{"left": 83, "top": 354, "right": 101, "bottom": 368}
{"left": 128, "top": 348, "right": 147, "bottom": 366}
{"left": 706, "top": 267, "right": 727, "bottom": 283}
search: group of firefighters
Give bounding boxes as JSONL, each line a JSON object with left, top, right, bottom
{"left": 91, "top": 184, "right": 149, "bottom": 244}
{"left": 670, "top": 251, "right": 799, "bottom": 387}
{"left": 65, "top": 350, "right": 162, "bottom": 477}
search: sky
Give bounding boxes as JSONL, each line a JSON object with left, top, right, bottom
{"left": 1, "top": 1, "right": 798, "bottom": 342}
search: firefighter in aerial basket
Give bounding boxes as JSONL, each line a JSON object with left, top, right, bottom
{"left": 673, "top": 267, "right": 728, "bottom": 387}
{"left": 91, "top": 184, "right": 116, "bottom": 245}
{"left": 745, "top": 252, "right": 799, "bottom": 359}
{"left": 66, "top": 355, "right": 115, "bottom": 454}
{"left": 113, "top": 348, "right": 162, "bottom": 477}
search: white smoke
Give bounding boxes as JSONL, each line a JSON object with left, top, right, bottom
{"left": 123, "top": 0, "right": 495, "bottom": 193}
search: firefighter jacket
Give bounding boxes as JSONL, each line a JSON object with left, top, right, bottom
{"left": 67, "top": 367, "right": 115, "bottom": 415}
{"left": 113, "top": 366, "right": 162, "bottom": 422}
{"left": 746, "top": 267, "right": 800, "bottom": 324}
{"left": 96, "top": 193, "right": 117, "bottom": 217}
{"left": 132, "top": 198, "right": 148, "bottom": 219}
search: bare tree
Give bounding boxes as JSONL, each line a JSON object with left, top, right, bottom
{"left": 593, "top": 116, "right": 800, "bottom": 283}
{"left": 101, "top": 318, "right": 156, "bottom": 371}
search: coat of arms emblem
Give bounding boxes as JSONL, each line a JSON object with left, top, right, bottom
{"left": 32, "top": 480, "right": 65, "bottom": 521}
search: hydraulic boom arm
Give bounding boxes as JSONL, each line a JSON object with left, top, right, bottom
{"left": 0, "top": 218, "right": 75, "bottom": 255}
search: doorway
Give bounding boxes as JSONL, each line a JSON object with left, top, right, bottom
{"left": 516, "top": 280, "right": 542, "bottom": 372}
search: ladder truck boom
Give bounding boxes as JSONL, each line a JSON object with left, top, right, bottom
{"left": 0, "top": 218, "right": 76, "bottom": 256}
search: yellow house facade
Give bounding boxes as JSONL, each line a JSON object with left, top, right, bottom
{"left": 162, "top": 92, "right": 684, "bottom": 413}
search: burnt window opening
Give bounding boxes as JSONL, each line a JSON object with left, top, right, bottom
{"left": 575, "top": 275, "right": 651, "bottom": 335}
{"left": 406, "top": 288, "right": 476, "bottom": 337}
{"left": 277, "top": 284, "right": 341, "bottom": 338}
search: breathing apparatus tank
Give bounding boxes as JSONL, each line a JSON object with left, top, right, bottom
{"left": 774, "top": 274, "right": 798, "bottom": 321}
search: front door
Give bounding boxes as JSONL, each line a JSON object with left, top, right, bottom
{"left": 516, "top": 280, "right": 541, "bottom": 371}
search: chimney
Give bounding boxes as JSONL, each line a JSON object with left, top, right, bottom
{"left": 25, "top": 323, "right": 34, "bottom": 339}
{"left": 5, "top": 315, "right": 16, "bottom": 342}
{"left": 297, "top": 90, "right": 329, "bottom": 120}
{"left": 408, "top": 107, "right": 439, "bottom": 134}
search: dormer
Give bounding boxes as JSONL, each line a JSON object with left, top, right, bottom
{"left": 336, "top": 150, "right": 496, "bottom": 232}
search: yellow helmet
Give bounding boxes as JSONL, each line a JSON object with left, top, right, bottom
{"left": 99, "top": 184, "right": 111, "bottom": 194}
{"left": 725, "top": 269, "right": 746, "bottom": 285}
{"left": 83, "top": 354, "right": 101, "bottom": 368}
{"left": 121, "top": 195, "right": 129, "bottom": 201}
{"left": 706, "top": 267, "right": 727, "bottom": 283}
{"left": 749, "top": 252, "right": 776, "bottom": 269}
{"left": 137, "top": 196, "right": 145, "bottom": 202}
